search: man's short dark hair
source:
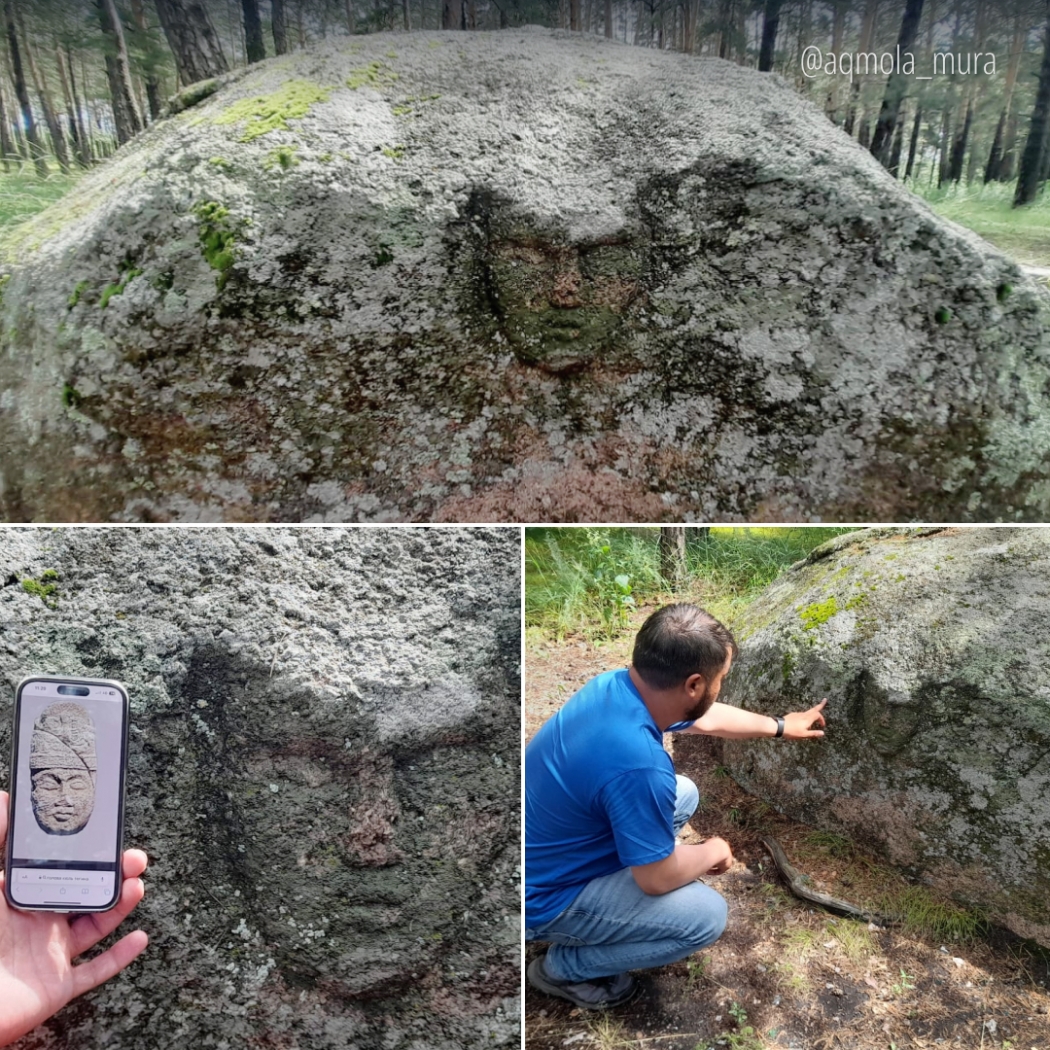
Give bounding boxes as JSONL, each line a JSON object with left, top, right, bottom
{"left": 631, "top": 604, "right": 737, "bottom": 691}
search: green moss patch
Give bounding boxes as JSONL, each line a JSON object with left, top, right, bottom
{"left": 193, "top": 201, "right": 237, "bottom": 289}
{"left": 799, "top": 596, "right": 838, "bottom": 630}
{"left": 23, "top": 569, "right": 59, "bottom": 608}
{"left": 99, "top": 263, "right": 143, "bottom": 309}
{"left": 347, "top": 61, "right": 398, "bottom": 91}
{"left": 264, "top": 145, "right": 300, "bottom": 171}
{"left": 215, "top": 80, "right": 333, "bottom": 142}
{"left": 381, "top": 145, "right": 405, "bottom": 161}
{"left": 371, "top": 243, "right": 395, "bottom": 268}
{"left": 68, "top": 279, "right": 90, "bottom": 309}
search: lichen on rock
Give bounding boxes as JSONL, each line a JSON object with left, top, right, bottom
{"left": 0, "top": 29, "right": 1048, "bottom": 522}
{"left": 675, "top": 526, "right": 1050, "bottom": 947}
{"left": 0, "top": 527, "right": 521, "bottom": 1048}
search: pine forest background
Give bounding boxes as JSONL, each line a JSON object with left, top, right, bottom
{"left": 2, "top": 0, "right": 1050, "bottom": 268}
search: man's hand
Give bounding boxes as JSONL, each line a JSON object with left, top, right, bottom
{"left": 631, "top": 836, "right": 734, "bottom": 894}
{"left": 783, "top": 698, "right": 827, "bottom": 739}
{"left": 0, "top": 790, "right": 149, "bottom": 1048}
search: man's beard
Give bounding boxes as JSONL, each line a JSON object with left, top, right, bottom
{"left": 684, "top": 683, "right": 716, "bottom": 723}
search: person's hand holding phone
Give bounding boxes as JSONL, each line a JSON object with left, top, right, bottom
{"left": 0, "top": 791, "right": 149, "bottom": 1048}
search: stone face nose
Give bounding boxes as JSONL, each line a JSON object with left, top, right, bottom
{"left": 550, "top": 268, "right": 582, "bottom": 308}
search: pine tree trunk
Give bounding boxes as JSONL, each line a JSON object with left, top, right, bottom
{"left": 1001, "top": 111, "right": 1019, "bottom": 182}
{"left": 130, "top": 0, "right": 162, "bottom": 119}
{"left": 442, "top": 0, "right": 462, "bottom": 28}
{"left": 98, "top": 0, "right": 144, "bottom": 145}
{"left": 154, "top": 0, "right": 230, "bottom": 82}
{"left": 758, "top": 0, "right": 782, "bottom": 72}
{"left": 17, "top": 7, "right": 71, "bottom": 174}
{"left": 717, "top": 0, "right": 730, "bottom": 58}
{"left": 345, "top": 0, "right": 354, "bottom": 32}
{"left": 3, "top": 0, "right": 47, "bottom": 176}
{"left": 604, "top": 0, "right": 612, "bottom": 37}
{"left": 659, "top": 528, "right": 688, "bottom": 589}
{"left": 937, "top": 107, "right": 952, "bottom": 186}
{"left": 0, "top": 77, "right": 13, "bottom": 171}
{"left": 271, "top": 0, "right": 288, "bottom": 51}
{"left": 888, "top": 105, "right": 906, "bottom": 177}
{"left": 79, "top": 51, "right": 97, "bottom": 162}
{"left": 985, "top": 109, "right": 1007, "bottom": 183}
{"left": 870, "top": 0, "right": 925, "bottom": 167}
{"left": 948, "top": 97, "right": 973, "bottom": 183}
{"left": 241, "top": 0, "right": 265, "bottom": 62}
{"left": 825, "top": 0, "right": 846, "bottom": 121}
{"left": 985, "top": 15, "right": 1025, "bottom": 183}
{"left": 11, "top": 111, "right": 28, "bottom": 161}
{"left": 845, "top": 0, "right": 880, "bottom": 136}
{"left": 684, "top": 0, "right": 699, "bottom": 53}
{"left": 904, "top": 102, "right": 922, "bottom": 180}
{"left": 55, "top": 43, "right": 85, "bottom": 168}
{"left": 404, "top": 0, "right": 411, "bottom": 29}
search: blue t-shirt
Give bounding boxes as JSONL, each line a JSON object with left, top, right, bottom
{"left": 525, "top": 668, "right": 694, "bottom": 928}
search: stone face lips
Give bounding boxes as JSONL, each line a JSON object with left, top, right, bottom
{"left": 29, "top": 701, "right": 98, "bottom": 835}
{"left": 0, "top": 527, "right": 521, "bottom": 1049}
{"left": 675, "top": 527, "right": 1050, "bottom": 947}
{"left": 0, "top": 30, "right": 1048, "bottom": 523}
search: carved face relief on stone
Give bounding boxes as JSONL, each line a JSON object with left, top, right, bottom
{"left": 29, "top": 702, "right": 98, "bottom": 835}
{"left": 850, "top": 671, "right": 921, "bottom": 758}
{"left": 484, "top": 234, "right": 645, "bottom": 373}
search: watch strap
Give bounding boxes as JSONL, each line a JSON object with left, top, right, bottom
{"left": 774, "top": 716, "right": 785, "bottom": 739}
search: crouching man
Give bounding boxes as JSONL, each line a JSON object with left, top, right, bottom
{"left": 525, "top": 603, "right": 827, "bottom": 1009}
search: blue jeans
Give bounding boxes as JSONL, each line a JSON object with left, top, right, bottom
{"left": 525, "top": 775, "right": 728, "bottom": 983}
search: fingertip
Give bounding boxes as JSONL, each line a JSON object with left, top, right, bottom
{"left": 122, "top": 848, "right": 149, "bottom": 879}
{"left": 124, "top": 876, "right": 146, "bottom": 908}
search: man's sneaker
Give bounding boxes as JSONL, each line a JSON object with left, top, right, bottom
{"left": 527, "top": 956, "right": 637, "bottom": 1010}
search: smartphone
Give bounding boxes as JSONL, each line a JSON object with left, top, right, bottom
{"left": 5, "top": 676, "right": 129, "bottom": 912}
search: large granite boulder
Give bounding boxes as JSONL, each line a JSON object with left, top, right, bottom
{"left": 677, "top": 527, "right": 1050, "bottom": 947}
{"left": 0, "top": 527, "right": 520, "bottom": 1048}
{"left": 1, "top": 30, "right": 1048, "bottom": 523}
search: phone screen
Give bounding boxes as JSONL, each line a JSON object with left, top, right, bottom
{"left": 6, "top": 677, "right": 128, "bottom": 911}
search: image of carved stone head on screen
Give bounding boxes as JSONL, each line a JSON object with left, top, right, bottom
{"left": 29, "top": 702, "right": 98, "bottom": 836}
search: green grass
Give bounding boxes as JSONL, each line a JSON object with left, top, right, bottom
{"left": 879, "top": 883, "right": 988, "bottom": 943}
{"left": 803, "top": 829, "right": 856, "bottom": 859}
{"left": 826, "top": 918, "right": 877, "bottom": 964}
{"left": 0, "top": 167, "right": 81, "bottom": 231}
{"left": 525, "top": 527, "right": 855, "bottom": 639}
{"left": 915, "top": 180, "right": 1050, "bottom": 269}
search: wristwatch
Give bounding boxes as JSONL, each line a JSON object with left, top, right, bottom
{"left": 774, "top": 716, "right": 785, "bottom": 739}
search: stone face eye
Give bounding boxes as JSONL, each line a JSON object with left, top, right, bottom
{"left": 579, "top": 245, "right": 641, "bottom": 278}
{"left": 495, "top": 243, "right": 547, "bottom": 266}
{"left": 34, "top": 774, "right": 62, "bottom": 796}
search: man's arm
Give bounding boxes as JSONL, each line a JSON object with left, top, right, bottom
{"left": 631, "top": 837, "right": 734, "bottom": 895}
{"left": 682, "top": 698, "right": 828, "bottom": 739}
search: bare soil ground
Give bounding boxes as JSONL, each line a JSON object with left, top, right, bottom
{"left": 525, "top": 613, "right": 1050, "bottom": 1050}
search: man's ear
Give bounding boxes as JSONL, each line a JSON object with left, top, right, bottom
{"left": 683, "top": 672, "right": 706, "bottom": 697}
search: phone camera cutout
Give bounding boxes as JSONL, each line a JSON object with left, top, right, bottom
{"left": 56, "top": 685, "right": 90, "bottom": 696}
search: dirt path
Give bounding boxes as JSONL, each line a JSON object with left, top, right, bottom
{"left": 525, "top": 617, "right": 1050, "bottom": 1050}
